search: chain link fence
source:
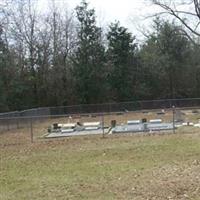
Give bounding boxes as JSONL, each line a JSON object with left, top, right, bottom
{"left": 0, "top": 98, "right": 200, "bottom": 145}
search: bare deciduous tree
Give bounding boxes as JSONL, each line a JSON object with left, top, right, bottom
{"left": 151, "top": 0, "right": 200, "bottom": 38}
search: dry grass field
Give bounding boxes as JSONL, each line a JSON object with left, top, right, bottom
{"left": 0, "top": 125, "right": 200, "bottom": 200}
{"left": 0, "top": 109, "right": 200, "bottom": 200}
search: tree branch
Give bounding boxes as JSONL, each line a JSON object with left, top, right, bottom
{"left": 152, "top": 0, "right": 200, "bottom": 37}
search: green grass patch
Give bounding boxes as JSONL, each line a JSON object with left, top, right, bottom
{"left": 1, "top": 133, "right": 200, "bottom": 199}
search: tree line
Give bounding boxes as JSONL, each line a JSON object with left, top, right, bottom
{"left": 0, "top": 0, "right": 200, "bottom": 112}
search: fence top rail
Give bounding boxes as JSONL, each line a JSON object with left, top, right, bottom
{"left": 0, "top": 98, "right": 200, "bottom": 118}
{"left": 1, "top": 98, "right": 200, "bottom": 114}
{"left": 0, "top": 109, "right": 160, "bottom": 120}
{"left": 47, "top": 97, "right": 200, "bottom": 109}
{"left": 0, "top": 105, "right": 199, "bottom": 121}
{"left": 0, "top": 111, "right": 20, "bottom": 115}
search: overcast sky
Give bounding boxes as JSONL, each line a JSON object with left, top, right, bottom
{"left": 38, "top": 0, "right": 151, "bottom": 21}
{"left": 37, "top": 0, "right": 160, "bottom": 40}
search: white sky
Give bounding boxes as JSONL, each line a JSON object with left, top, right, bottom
{"left": 2, "top": 0, "right": 197, "bottom": 40}
{"left": 38, "top": 0, "right": 150, "bottom": 21}
{"left": 36, "top": 0, "right": 160, "bottom": 40}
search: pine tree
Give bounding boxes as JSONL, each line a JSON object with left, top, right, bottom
{"left": 0, "top": 25, "right": 10, "bottom": 112}
{"left": 73, "top": 0, "right": 106, "bottom": 104}
{"left": 107, "top": 22, "right": 137, "bottom": 101}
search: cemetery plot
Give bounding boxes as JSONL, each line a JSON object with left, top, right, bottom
{"left": 112, "top": 119, "right": 174, "bottom": 134}
{"left": 45, "top": 118, "right": 175, "bottom": 138}
{"left": 46, "top": 121, "right": 106, "bottom": 138}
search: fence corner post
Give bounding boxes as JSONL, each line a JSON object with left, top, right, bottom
{"left": 172, "top": 105, "right": 176, "bottom": 134}
{"left": 30, "top": 117, "right": 33, "bottom": 143}
{"left": 102, "top": 114, "right": 105, "bottom": 138}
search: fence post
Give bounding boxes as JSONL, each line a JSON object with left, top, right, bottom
{"left": 102, "top": 114, "right": 105, "bottom": 138}
{"left": 30, "top": 117, "right": 33, "bottom": 143}
{"left": 16, "top": 117, "right": 20, "bottom": 129}
{"left": 172, "top": 106, "right": 176, "bottom": 134}
{"left": 7, "top": 119, "right": 10, "bottom": 131}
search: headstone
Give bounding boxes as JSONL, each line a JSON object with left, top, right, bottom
{"left": 127, "top": 120, "right": 141, "bottom": 125}
{"left": 175, "top": 109, "right": 185, "bottom": 122}
{"left": 111, "top": 120, "right": 116, "bottom": 127}
{"left": 149, "top": 119, "right": 162, "bottom": 124}
{"left": 142, "top": 118, "right": 147, "bottom": 123}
